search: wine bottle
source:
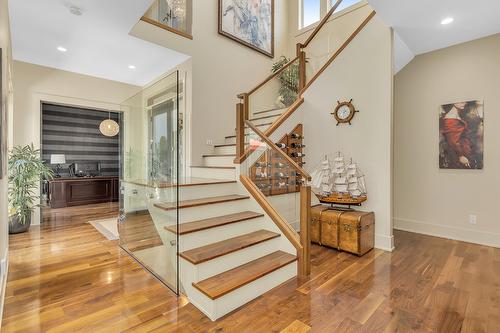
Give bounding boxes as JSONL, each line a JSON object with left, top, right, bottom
{"left": 255, "top": 162, "right": 270, "bottom": 168}
{"left": 277, "top": 182, "right": 287, "bottom": 188}
{"left": 290, "top": 171, "right": 302, "bottom": 177}
{"left": 291, "top": 152, "right": 305, "bottom": 158}
{"left": 257, "top": 183, "right": 271, "bottom": 190}
{"left": 290, "top": 143, "right": 305, "bottom": 148}
{"left": 256, "top": 173, "right": 268, "bottom": 179}
{"left": 290, "top": 133, "right": 304, "bottom": 139}
{"left": 275, "top": 162, "right": 287, "bottom": 168}
{"left": 275, "top": 143, "right": 287, "bottom": 149}
{"left": 274, "top": 172, "right": 288, "bottom": 179}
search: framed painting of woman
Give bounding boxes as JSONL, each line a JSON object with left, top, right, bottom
{"left": 439, "top": 100, "right": 484, "bottom": 169}
{"left": 218, "top": 0, "right": 274, "bottom": 58}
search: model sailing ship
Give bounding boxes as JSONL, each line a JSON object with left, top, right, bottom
{"left": 309, "top": 152, "right": 367, "bottom": 207}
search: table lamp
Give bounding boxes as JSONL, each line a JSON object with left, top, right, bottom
{"left": 50, "top": 154, "right": 66, "bottom": 178}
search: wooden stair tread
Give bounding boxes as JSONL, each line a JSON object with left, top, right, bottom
{"left": 193, "top": 251, "right": 297, "bottom": 300}
{"left": 202, "top": 154, "right": 236, "bottom": 157}
{"left": 180, "top": 230, "right": 280, "bottom": 264}
{"left": 154, "top": 194, "right": 249, "bottom": 212}
{"left": 190, "top": 166, "right": 236, "bottom": 169}
{"left": 124, "top": 177, "right": 236, "bottom": 188}
{"left": 249, "top": 113, "right": 283, "bottom": 121}
{"left": 165, "top": 211, "right": 264, "bottom": 235}
{"left": 253, "top": 107, "right": 287, "bottom": 115}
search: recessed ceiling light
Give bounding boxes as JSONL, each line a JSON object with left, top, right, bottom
{"left": 128, "top": 65, "right": 136, "bottom": 70}
{"left": 441, "top": 17, "right": 454, "bottom": 25}
{"left": 57, "top": 46, "right": 67, "bottom": 52}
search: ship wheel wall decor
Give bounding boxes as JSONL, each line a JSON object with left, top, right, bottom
{"left": 332, "top": 99, "right": 359, "bottom": 125}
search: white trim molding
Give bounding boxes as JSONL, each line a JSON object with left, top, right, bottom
{"left": 394, "top": 217, "right": 500, "bottom": 249}
{"left": 375, "top": 233, "right": 394, "bottom": 252}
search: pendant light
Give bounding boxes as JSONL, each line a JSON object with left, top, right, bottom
{"left": 99, "top": 112, "right": 120, "bottom": 137}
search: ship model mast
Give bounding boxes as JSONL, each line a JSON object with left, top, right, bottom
{"left": 309, "top": 152, "right": 367, "bottom": 208}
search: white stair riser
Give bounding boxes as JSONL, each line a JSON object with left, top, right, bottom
{"left": 214, "top": 145, "right": 236, "bottom": 155}
{"left": 182, "top": 236, "right": 282, "bottom": 281}
{"left": 183, "top": 261, "right": 297, "bottom": 321}
{"left": 191, "top": 167, "right": 236, "bottom": 180}
{"left": 158, "top": 183, "right": 239, "bottom": 201}
{"left": 203, "top": 155, "right": 235, "bottom": 167}
{"left": 173, "top": 217, "right": 267, "bottom": 251}
{"left": 148, "top": 199, "right": 252, "bottom": 226}
{"left": 122, "top": 182, "right": 240, "bottom": 208}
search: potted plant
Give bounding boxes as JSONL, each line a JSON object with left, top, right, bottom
{"left": 8, "top": 144, "right": 53, "bottom": 234}
{"left": 271, "top": 56, "right": 300, "bottom": 107}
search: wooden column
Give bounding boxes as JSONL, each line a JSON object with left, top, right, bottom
{"left": 298, "top": 50, "right": 306, "bottom": 93}
{"left": 299, "top": 185, "right": 311, "bottom": 276}
{"left": 242, "top": 93, "right": 249, "bottom": 120}
{"left": 234, "top": 103, "right": 245, "bottom": 164}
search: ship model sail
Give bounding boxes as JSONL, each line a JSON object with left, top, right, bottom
{"left": 309, "top": 152, "right": 367, "bottom": 206}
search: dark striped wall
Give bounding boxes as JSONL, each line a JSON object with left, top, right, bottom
{"left": 41, "top": 103, "right": 121, "bottom": 177}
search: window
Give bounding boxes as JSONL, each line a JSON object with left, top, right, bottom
{"left": 300, "top": 0, "right": 363, "bottom": 29}
{"left": 329, "top": 0, "right": 362, "bottom": 11}
{"left": 301, "top": 0, "right": 321, "bottom": 28}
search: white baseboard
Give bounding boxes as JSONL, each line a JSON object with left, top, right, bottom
{"left": 394, "top": 217, "right": 500, "bottom": 249}
{"left": 375, "top": 233, "right": 395, "bottom": 252}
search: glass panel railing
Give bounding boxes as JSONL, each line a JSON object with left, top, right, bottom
{"left": 241, "top": 125, "right": 306, "bottom": 231}
{"left": 301, "top": 5, "right": 374, "bottom": 85}
{"left": 119, "top": 70, "right": 181, "bottom": 294}
{"left": 142, "top": 0, "right": 193, "bottom": 38}
{"left": 247, "top": 57, "right": 300, "bottom": 132}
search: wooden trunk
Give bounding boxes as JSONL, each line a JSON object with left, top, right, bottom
{"left": 320, "top": 210, "right": 342, "bottom": 249}
{"left": 310, "top": 205, "right": 329, "bottom": 244}
{"left": 338, "top": 211, "right": 375, "bottom": 256}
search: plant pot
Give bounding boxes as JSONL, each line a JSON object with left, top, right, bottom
{"left": 9, "top": 214, "right": 31, "bottom": 234}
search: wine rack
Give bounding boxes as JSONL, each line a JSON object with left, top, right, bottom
{"left": 249, "top": 124, "right": 305, "bottom": 196}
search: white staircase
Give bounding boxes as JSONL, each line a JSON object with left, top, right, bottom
{"left": 146, "top": 105, "right": 296, "bottom": 320}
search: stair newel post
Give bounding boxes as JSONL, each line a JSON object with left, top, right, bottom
{"left": 235, "top": 103, "right": 245, "bottom": 164}
{"left": 299, "top": 185, "right": 311, "bottom": 277}
{"left": 242, "top": 93, "right": 249, "bottom": 120}
{"left": 298, "top": 50, "right": 306, "bottom": 94}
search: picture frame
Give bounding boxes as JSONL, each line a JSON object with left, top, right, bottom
{"left": 439, "top": 100, "right": 484, "bottom": 170}
{"left": 0, "top": 48, "right": 4, "bottom": 179}
{"left": 218, "top": 0, "right": 275, "bottom": 58}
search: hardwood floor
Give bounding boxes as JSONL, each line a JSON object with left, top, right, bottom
{"left": 2, "top": 203, "right": 500, "bottom": 332}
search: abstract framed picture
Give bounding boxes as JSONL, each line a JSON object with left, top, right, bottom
{"left": 218, "top": 0, "right": 274, "bottom": 58}
{"left": 439, "top": 100, "right": 484, "bottom": 169}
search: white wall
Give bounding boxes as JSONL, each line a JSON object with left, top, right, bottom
{"left": 12, "top": 61, "right": 141, "bottom": 224}
{"left": 130, "top": 0, "right": 291, "bottom": 164}
{"left": 289, "top": 3, "right": 394, "bottom": 251}
{"left": 394, "top": 33, "right": 500, "bottom": 248}
{"left": 0, "top": 0, "right": 13, "bottom": 321}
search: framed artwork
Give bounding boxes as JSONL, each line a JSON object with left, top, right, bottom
{"left": 218, "top": 0, "right": 274, "bottom": 58}
{"left": 439, "top": 100, "right": 484, "bottom": 169}
{"left": 0, "top": 48, "right": 4, "bottom": 179}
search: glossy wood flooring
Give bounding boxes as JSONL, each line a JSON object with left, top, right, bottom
{"left": 2, "top": 203, "right": 500, "bottom": 332}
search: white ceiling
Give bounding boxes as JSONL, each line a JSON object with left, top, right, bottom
{"left": 9, "top": 0, "right": 190, "bottom": 86}
{"left": 369, "top": 0, "right": 500, "bottom": 55}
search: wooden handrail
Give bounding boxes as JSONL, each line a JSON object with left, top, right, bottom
{"left": 240, "top": 175, "right": 310, "bottom": 277}
{"left": 239, "top": 56, "right": 299, "bottom": 99}
{"left": 240, "top": 175, "right": 302, "bottom": 251}
{"left": 299, "top": 0, "right": 344, "bottom": 49}
{"left": 301, "top": 10, "right": 376, "bottom": 95}
{"left": 245, "top": 120, "right": 312, "bottom": 181}
{"left": 264, "top": 98, "right": 304, "bottom": 137}
{"left": 236, "top": 98, "right": 304, "bottom": 165}
{"left": 140, "top": 17, "right": 193, "bottom": 40}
